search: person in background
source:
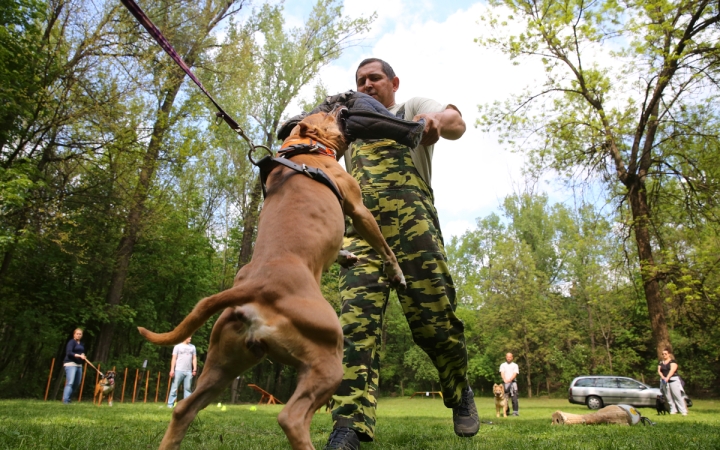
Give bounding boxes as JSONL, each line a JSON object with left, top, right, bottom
{"left": 658, "top": 348, "right": 687, "bottom": 415}
{"left": 63, "top": 328, "right": 86, "bottom": 404}
{"left": 167, "top": 336, "right": 197, "bottom": 408}
{"left": 499, "top": 352, "right": 519, "bottom": 416}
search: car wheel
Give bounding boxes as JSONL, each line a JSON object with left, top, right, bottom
{"left": 586, "top": 395, "right": 603, "bottom": 410}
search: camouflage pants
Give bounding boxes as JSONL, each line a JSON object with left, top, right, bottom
{"left": 331, "top": 184, "right": 468, "bottom": 441}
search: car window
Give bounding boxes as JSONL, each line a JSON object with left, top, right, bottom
{"left": 618, "top": 379, "right": 643, "bottom": 389}
{"left": 597, "top": 378, "right": 618, "bottom": 388}
{"left": 574, "top": 378, "right": 595, "bottom": 387}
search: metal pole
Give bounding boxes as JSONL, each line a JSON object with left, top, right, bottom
{"left": 44, "top": 358, "right": 55, "bottom": 401}
{"left": 155, "top": 372, "right": 160, "bottom": 402}
{"left": 121, "top": 367, "right": 128, "bottom": 402}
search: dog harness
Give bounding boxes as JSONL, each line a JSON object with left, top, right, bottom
{"left": 257, "top": 139, "right": 344, "bottom": 206}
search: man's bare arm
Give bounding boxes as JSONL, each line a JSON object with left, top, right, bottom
{"left": 413, "top": 106, "right": 466, "bottom": 146}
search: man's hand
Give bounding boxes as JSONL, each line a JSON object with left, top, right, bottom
{"left": 412, "top": 106, "right": 466, "bottom": 146}
{"left": 170, "top": 370, "right": 175, "bottom": 378}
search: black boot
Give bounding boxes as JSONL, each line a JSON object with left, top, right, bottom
{"left": 453, "top": 387, "right": 480, "bottom": 437}
{"left": 325, "top": 427, "right": 360, "bottom": 450}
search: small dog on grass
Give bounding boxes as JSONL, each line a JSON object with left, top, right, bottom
{"left": 93, "top": 370, "right": 116, "bottom": 406}
{"left": 493, "top": 383, "right": 508, "bottom": 417}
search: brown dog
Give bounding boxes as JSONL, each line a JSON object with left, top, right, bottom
{"left": 138, "top": 108, "right": 405, "bottom": 450}
{"left": 493, "top": 383, "right": 508, "bottom": 418}
{"left": 94, "top": 370, "right": 116, "bottom": 406}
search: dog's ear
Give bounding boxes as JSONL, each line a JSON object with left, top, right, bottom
{"left": 298, "top": 122, "right": 315, "bottom": 137}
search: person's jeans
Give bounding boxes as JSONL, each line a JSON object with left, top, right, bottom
{"left": 167, "top": 371, "right": 193, "bottom": 406}
{"left": 63, "top": 365, "right": 83, "bottom": 404}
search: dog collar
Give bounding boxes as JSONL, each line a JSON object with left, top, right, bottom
{"left": 279, "top": 138, "right": 336, "bottom": 158}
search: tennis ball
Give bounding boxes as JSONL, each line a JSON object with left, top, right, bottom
{"left": 221, "top": 406, "right": 227, "bottom": 412}
{"left": 249, "top": 406, "right": 257, "bottom": 411}
{"left": 217, "top": 402, "right": 222, "bottom": 407}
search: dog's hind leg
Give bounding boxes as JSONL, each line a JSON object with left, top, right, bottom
{"left": 158, "top": 309, "right": 263, "bottom": 450}
{"left": 276, "top": 350, "right": 343, "bottom": 450}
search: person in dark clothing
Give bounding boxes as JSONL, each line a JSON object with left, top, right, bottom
{"left": 62, "top": 328, "right": 86, "bottom": 404}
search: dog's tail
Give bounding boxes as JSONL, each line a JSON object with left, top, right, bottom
{"left": 138, "top": 286, "right": 250, "bottom": 346}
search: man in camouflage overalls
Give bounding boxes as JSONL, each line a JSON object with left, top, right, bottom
{"left": 325, "top": 58, "right": 479, "bottom": 450}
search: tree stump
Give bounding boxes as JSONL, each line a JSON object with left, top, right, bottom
{"left": 551, "top": 405, "right": 637, "bottom": 425}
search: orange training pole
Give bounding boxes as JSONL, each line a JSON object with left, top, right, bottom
{"left": 165, "top": 373, "right": 172, "bottom": 404}
{"left": 95, "top": 363, "right": 101, "bottom": 386}
{"left": 121, "top": 367, "right": 128, "bottom": 402}
{"left": 44, "top": 358, "right": 55, "bottom": 401}
{"left": 155, "top": 372, "right": 160, "bottom": 402}
{"left": 78, "top": 361, "right": 88, "bottom": 401}
{"left": 132, "top": 368, "right": 139, "bottom": 403}
{"left": 144, "top": 370, "right": 150, "bottom": 403}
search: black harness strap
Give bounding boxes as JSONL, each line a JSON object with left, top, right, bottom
{"left": 257, "top": 147, "right": 344, "bottom": 206}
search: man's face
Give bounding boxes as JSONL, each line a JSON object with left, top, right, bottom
{"left": 185, "top": 337, "right": 192, "bottom": 344}
{"left": 356, "top": 61, "right": 399, "bottom": 108}
{"left": 506, "top": 353, "right": 513, "bottom": 363}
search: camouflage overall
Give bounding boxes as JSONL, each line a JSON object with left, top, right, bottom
{"left": 331, "top": 139, "right": 468, "bottom": 441}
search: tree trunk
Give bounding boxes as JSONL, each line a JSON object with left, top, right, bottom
{"left": 236, "top": 177, "right": 263, "bottom": 269}
{"left": 626, "top": 177, "right": 671, "bottom": 360}
{"left": 231, "top": 375, "right": 245, "bottom": 403}
{"left": 588, "top": 304, "right": 596, "bottom": 372}
{"left": 94, "top": 73, "right": 183, "bottom": 361}
{"left": 274, "top": 363, "right": 284, "bottom": 397}
{"left": 93, "top": 0, "right": 241, "bottom": 361}
{"left": 523, "top": 330, "right": 532, "bottom": 398}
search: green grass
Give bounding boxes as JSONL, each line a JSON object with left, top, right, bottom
{"left": 0, "top": 397, "right": 718, "bottom": 449}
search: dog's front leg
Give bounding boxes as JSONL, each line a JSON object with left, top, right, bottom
{"left": 341, "top": 195, "right": 405, "bottom": 289}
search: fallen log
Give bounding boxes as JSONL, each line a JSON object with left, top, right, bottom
{"left": 552, "top": 405, "right": 648, "bottom": 425}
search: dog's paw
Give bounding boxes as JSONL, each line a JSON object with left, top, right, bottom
{"left": 388, "top": 273, "right": 407, "bottom": 290}
{"left": 337, "top": 249, "right": 358, "bottom": 268}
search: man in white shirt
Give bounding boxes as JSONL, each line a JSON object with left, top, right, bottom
{"left": 499, "top": 353, "right": 519, "bottom": 416}
{"left": 167, "top": 336, "right": 197, "bottom": 408}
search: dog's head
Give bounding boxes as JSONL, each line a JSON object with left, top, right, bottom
{"left": 287, "top": 107, "right": 349, "bottom": 156}
{"left": 103, "top": 370, "right": 116, "bottom": 384}
{"left": 493, "top": 383, "right": 505, "bottom": 397}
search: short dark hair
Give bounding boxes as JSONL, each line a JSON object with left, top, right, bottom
{"left": 356, "top": 58, "right": 396, "bottom": 81}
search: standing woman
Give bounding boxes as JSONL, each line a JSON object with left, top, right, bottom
{"left": 62, "top": 328, "right": 86, "bottom": 404}
{"left": 657, "top": 348, "right": 688, "bottom": 415}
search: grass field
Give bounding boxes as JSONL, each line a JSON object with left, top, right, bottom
{"left": 0, "top": 397, "right": 718, "bottom": 449}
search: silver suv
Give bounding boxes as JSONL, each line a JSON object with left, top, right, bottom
{"left": 568, "top": 376, "right": 660, "bottom": 409}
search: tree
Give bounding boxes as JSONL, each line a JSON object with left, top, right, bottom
{"left": 94, "top": 0, "right": 247, "bottom": 362}
{"left": 477, "top": 0, "right": 720, "bottom": 358}
{"left": 209, "top": 0, "right": 374, "bottom": 270}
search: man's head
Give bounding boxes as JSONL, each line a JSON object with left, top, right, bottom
{"left": 355, "top": 58, "right": 399, "bottom": 108}
{"left": 506, "top": 353, "right": 514, "bottom": 363}
{"left": 184, "top": 336, "right": 192, "bottom": 345}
